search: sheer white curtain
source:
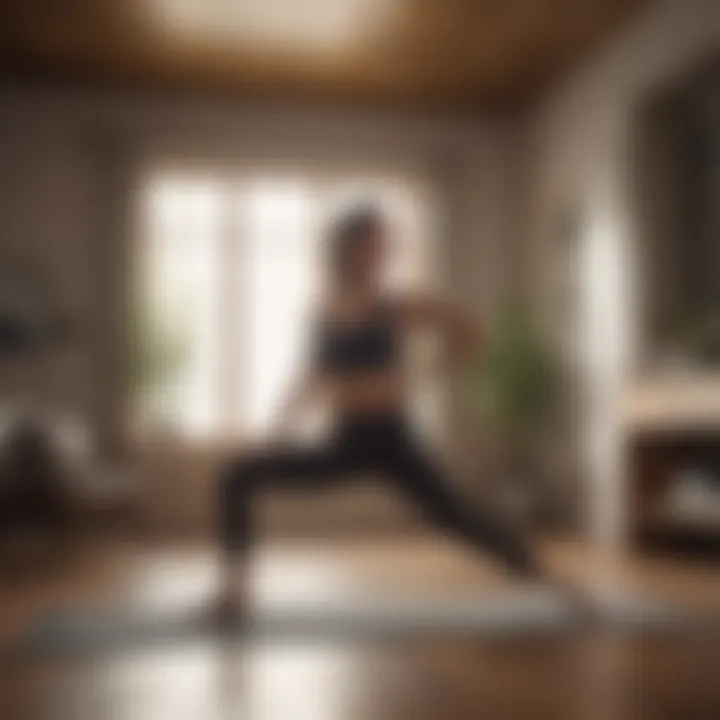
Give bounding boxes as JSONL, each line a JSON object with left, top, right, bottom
{"left": 133, "top": 167, "right": 439, "bottom": 442}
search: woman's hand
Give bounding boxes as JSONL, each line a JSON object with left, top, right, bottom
{"left": 394, "top": 293, "right": 482, "bottom": 370}
{"left": 260, "top": 420, "right": 297, "bottom": 450}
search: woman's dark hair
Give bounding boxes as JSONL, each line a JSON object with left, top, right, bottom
{"left": 327, "top": 204, "right": 384, "bottom": 282}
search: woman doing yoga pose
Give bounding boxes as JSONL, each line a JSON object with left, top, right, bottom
{"left": 216, "top": 203, "right": 584, "bottom": 615}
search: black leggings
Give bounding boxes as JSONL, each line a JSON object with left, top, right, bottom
{"left": 219, "top": 413, "right": 537, "bottom": 575}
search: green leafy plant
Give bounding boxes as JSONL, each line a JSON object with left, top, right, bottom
{"left": 678, "top": 314, "right": 720, "bottom": 366}
{"left": 464, "top": 302, "right": 564, "bottom": 524}
{"left": 468, "top": 303, "right": 561, "bottom": 443}
{"left": 122, "top": 299, "right": 190, "bottom": 398}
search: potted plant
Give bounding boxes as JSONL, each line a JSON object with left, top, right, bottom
{"left": 680, "top": 313, "right": 720, "bottom": 367}
{"left": 465, "top": 302, "right": 562, "bottom": 526}
{"left": 123, "top": 299, "right": 191, "bottom": 436}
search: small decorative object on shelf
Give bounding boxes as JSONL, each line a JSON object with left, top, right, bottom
{"left": 0, "top": 259, "right": 70, "bottom": 355}
{"left": 668, "top": 467, "right": 720, "bottom": 525}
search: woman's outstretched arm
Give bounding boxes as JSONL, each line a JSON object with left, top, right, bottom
{"left": 393, "top": 293, "right": 482, "bottom": 367}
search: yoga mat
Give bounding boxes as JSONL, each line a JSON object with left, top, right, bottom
{"left": 17, "top": 588, "right": 697, "bottom": 656}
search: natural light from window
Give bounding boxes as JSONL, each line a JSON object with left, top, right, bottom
{"left": 134, "top": 168, "right": 438, "bottom": 443}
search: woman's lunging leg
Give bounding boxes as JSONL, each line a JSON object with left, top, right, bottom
{"left": 385, "top": 443, "right": 539, "bottom": 576}
{"left": 218, "top": 445, "right": 340, "bottom": 559}
{"left": 215, "top": 444, "right": 343, "bottom": 616}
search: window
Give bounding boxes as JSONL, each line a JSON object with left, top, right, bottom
{"left": 132, "top": 167, "right": 438, "bottom": 442}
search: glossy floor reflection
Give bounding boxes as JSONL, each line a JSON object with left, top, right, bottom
{"left": 2, "top": 535, "right": 720, "bottom": 719}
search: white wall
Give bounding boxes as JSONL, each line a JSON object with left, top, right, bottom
{"left": 525, "top": 0, "right": 720, "bottom": 550}
{"left": 0, "top": 86, "right": 518, "bottom": 530}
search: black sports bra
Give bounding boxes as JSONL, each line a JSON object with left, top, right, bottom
{"left": 315, "top": 303, "right": 402, "bottom": 374}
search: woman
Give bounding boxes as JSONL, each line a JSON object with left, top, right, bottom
{"left": 217, "top": 204, "right": 575, "bottom": 615}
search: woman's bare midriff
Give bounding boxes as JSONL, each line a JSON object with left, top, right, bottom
{"left": 323, "top": 370, "right": 406, "bottom": 415}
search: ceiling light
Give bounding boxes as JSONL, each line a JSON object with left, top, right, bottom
{"left": 149, "top": 0, "right": 396, "bottom": 54}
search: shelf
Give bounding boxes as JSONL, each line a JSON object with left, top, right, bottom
{"left": 640, "top": 502, "right": 720, "bottom": 537}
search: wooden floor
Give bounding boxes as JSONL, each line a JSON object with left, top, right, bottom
{"left": 2, "top": 533, "right": 720, "bottom": 720}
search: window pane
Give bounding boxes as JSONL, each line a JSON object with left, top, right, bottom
{"left": 135, "top": 169, "right": 440, "bottom": 443}
{"left": 243, "top": 180, "right": 317, "bottom": 436}
{"left": 137, "top": 174, "right": 222, "bottom": 437}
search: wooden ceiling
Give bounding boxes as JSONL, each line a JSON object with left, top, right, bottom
{"left": 2, "top": 0, "right": 650, "bottom": 109}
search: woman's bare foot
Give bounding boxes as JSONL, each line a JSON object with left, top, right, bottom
{"left": 213, "top": 564, "right": 249, "bottom": 626}
{"left": 544, "top": 567, "right": 601, "bottom": 624}
{"left": 214, "top": 590, "right": 246, "bottom": 623}
{"left": 508, "top": 555, "right": 600, "bottom": 625}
